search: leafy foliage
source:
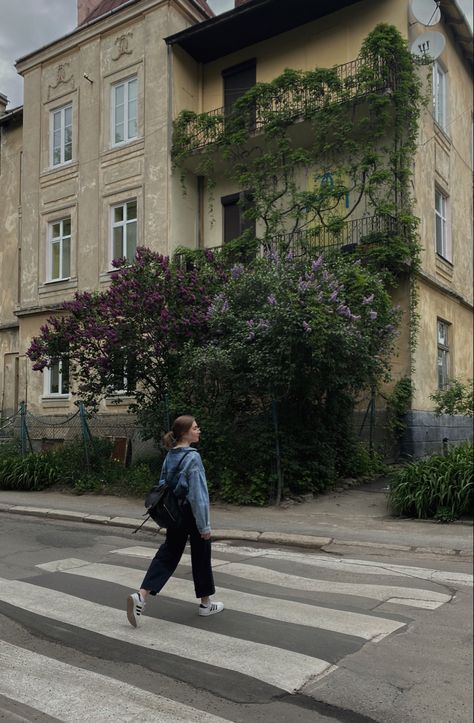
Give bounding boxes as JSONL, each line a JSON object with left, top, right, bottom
{"left": 172, "top": 24, "right": 424, "bottom": 279}
{"left": 389, "top": 443, "right": 474, "bottom": 521}
{"left": 430, "top": 379, "right": 474, "bottom": 417}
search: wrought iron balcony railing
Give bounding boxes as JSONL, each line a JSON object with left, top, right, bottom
{"left": 176, "top": 55, "right": 396, "bottom": 153}
{"left": 173, "top": 214, "right": 405, "bottom": 267}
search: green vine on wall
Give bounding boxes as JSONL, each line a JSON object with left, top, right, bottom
{"left": 172, "top": 24, "right": 425, "bottom": 277}
{"left": 172, "top": 24, "right": 429, "bottom": 425}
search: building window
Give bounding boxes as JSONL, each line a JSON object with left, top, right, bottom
{"left": 432, "top": 62, "right": 447, "bottom": 131}
{"left": 112, "top": 77, "right": 138, "bottom": 145}
{"left": 107, "top": 352, "right": 136, "bottom": 395}
{"left": 50, "top": 104, "right": 72, "bottom": 166}
{"left": 435, "top": 188, "right": 450, "bottom": 261}
{"left": 437, "top": 320, "right": 450, "bottom": 390}
{"left": 111, "top": 200, "right": 137, "bottom": 264}
{"left": 48, "top": 218, "right": 71, "bottom": 281}
{"left": 222, "top": 192, "right": 255, "bottom": 244}
{"left": 44, "top": 358, "right": 70, "bottom": 397}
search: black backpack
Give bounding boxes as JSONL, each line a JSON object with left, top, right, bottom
{"left": 134, "top": 450, "right": 193, "bottom": 534}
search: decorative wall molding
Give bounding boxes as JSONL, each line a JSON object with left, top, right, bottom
{"left": 48, "top": 63, "right": 75, "bottom": 100}
{"left": 112, "top": 32, "right": 133, "bottom": 61}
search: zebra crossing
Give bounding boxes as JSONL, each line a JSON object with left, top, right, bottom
{"left": 0, "top": 540, "right": 471, "bottom": 722}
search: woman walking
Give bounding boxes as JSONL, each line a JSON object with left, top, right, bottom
{"left": 127, "top": 415, "right": 224, "bottom": 627}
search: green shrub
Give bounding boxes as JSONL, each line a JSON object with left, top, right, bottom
{"left": 0, "top": 452, "right": 60, "bottom": 491}
{"left": 388, "top": 442, "right": 473, "bottom": 521}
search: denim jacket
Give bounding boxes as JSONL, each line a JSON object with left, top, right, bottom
{"left": 159, "top": 447, "right": 211, "bottom": 534}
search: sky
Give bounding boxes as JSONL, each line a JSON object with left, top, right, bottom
{"left": 0, "top": 0, "right": 472, "bottom": 109}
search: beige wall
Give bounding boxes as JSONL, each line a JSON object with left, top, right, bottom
{"left": 410, "top": 12, "right": 473, "bottom": 407}
{"left": 0, "top": 116, "right": 22, "bottom": 416}
{"left": 13, "top": 0, "right": 207, "bottom": 413}
{"left": 413, "top": 280, "right": 473, "bottom": 410}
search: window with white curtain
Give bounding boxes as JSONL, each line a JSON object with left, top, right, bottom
{"left": 48, "top": 218, "right": 71, "bottom": 281}
{"left": 111, "top": 200, "right": 137, "bottom": 264}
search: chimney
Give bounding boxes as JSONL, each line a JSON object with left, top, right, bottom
{"left": 0, "top": 93, "right": 8, "bottom": 116}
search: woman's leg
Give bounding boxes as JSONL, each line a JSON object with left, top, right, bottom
{"left": 140, "top": 526, "right": 188, "bottom": 596}
{"left": 189, "top": 518, "right": 215, "bottom": 600}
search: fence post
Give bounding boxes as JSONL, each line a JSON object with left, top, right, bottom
{"left": 19, "top": 401, "right": 32, "bottom": 455}
{"left": 271, "top": 398, "right": 283, "bottom": 506}
{"left": 369, "top": 385, "right": 376, "bottom": 457}
{"left": 79, "top": 402, "right": 92, "bottom": 472}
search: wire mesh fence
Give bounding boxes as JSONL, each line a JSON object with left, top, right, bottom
{"left": 0, "top": 402, "right": 158, "bottom": 471}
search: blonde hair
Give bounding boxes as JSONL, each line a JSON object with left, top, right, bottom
{"left": 162, "top": 415, "right": 195, "bottom": 449}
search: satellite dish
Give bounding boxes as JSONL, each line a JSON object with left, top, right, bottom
{"left": 410, "top": 0, "right": 441, "bottom": 26}
{"left": 411, "top": 31, "right": 446, "bottom": 60}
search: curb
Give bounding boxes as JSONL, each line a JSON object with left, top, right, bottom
{"left": 1, "top": 503, "right": 471, "bottom": 557}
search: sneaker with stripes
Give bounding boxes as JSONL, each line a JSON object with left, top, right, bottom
{"left": 199, "top": 600, "right": 224, "bottom": 617}
{"left": 127, "top": 592, "right": 146, "bottom": 627}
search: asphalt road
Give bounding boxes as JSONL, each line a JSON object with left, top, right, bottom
{"left": 0, "top": 514, "right": 472, "bottom": 723}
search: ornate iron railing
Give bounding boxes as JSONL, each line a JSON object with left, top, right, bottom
{"left": 176, "top": 55, "right": 396, "bottom": 153}
{"left": 173, "top": 214, "right": 405, "bottom": 267}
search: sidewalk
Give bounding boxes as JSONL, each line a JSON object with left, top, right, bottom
{"left": 0, "top": 480, "right": 472, "bottom": 556}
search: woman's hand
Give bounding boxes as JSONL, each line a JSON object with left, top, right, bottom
{"left": 201, "top": 532, "right": 211, "bottom": 540}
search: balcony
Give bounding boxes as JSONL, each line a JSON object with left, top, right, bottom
{"left": 174, "top": 214, "right": 407, "bottom": 267}
{"left": 173, "top": 55, "right": 397, "bottom": 156}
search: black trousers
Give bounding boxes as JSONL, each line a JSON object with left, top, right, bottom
{"left": 140, "top": 505, "right": 215, "bottom": 599}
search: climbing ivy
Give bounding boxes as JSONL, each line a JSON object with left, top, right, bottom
{"left": 172, "top": 24, "right": 425, "bottom": 279}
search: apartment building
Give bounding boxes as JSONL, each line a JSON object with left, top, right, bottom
{"left": 0, "top": 0, "right": 472, "bottom": 456}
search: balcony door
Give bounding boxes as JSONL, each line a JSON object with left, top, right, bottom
{"left": 223, "top": 59, "right": 256, "bottom": 117}
{"left": 222, "top": 192, "right": 255, "bottom": 244}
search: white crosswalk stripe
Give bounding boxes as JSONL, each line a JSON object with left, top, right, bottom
{"left": 36, "top": 558, "right": 406, "bottom": 640}
{"left": 0, "top": 641, "right": 231, "bottom": 723}
{"left": 0, "top": 577, "right": 335, "bottom": 693}
{"left": 209, "top": 543, "right": 474, "bottom": 587}
{"left": 0, "top": 541, "right": 463, "bottom": 723}
{"left": 111, "top": 546, "right": 453, "bottom": 608}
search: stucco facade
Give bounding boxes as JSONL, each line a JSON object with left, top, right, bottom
{"left": 0, "top": 0, "right": 472, "bottom": 456}
{"left": 0, "top": 102, "right": 22, "bottom": 418}
{"left": 3, "top": 0, "right": 210, "bottom": 417}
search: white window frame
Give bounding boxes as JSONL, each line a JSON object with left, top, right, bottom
{"left": 111, "top": 76, "right": 138, "bottom": 147}
{"left": 43, "top": 359, "right": 70, "bottom": 398}
{"left": 110, "top": 199, "right": 137, "bottom": 265}
{"left": 47, "top": 218, "right": 71, "bottom": 282}
{"left": 50, "top": 104, "right": 73, "bottom": 167}
{"left": 435, "top": 187, "right": 451, "bottom": 262}
{"left": 437, "top": 320, "right": 450, "bottom": 390}
{"left": 106, "top": 352, "right": 136, "bottom": 397}
{"left": 432, "top": 62, "right": 447, "bottom": 132}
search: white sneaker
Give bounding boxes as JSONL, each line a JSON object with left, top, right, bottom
{"left": 199, "top": 601, "right": 224, "bottom": 617}
{"left": 127, "top": 592, "right": 146, "bottom": 628}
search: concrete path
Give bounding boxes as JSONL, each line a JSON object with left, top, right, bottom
{"left": 0, "top": 479, "right": 472, "bottom": 556}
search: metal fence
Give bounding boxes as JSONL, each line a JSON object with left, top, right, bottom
{"left": 0, "top": 402, "right": 157, "bottom": 470}
{"left": 179, "top": 54, "right": 396, "bottom": 152}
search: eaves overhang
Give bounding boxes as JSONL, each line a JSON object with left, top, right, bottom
{"left": 439, "top": 0, "right": 473, "bottom": 69}
{"left": 0, "top": 106, "right": 23, "bottom": 126}
{"left": 165, "top": 0, "right": 364, "bottom": 63}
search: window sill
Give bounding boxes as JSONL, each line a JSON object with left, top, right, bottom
{"left": 101, "top": 138, "right": 144, "bottom": 162}
{"left": 41, "top": 161, "right": 78, "bottom": 179}
{"left": 432, "top": 121, "right": 451, "bottom": 149}
{"left": 39, "top": 278, "right": 77, "bottom": 295}
{"left": 41, "top": 396, "right": 71, "bottom": 408}
{"left": 104, "top": 395, "right": 135, "bottom": 407}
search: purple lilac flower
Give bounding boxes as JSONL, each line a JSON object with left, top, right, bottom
{"left": 329, "top": 290, "right": 339, "bottom": 302}
{"left": 312, "top": 255, "right": 323, "bottom": 271}
{"left": 362, "top": 293, "right": 374, "bottom": 305}
{"left": 231, "top": 264, "right": 244, "bottom": 279}
{"left": 369, "top": 310, "right": 378, "bottom": 320}
{"left": 267, "top": 294, "right": 277, "bottom": 305}
{"left": 303, "top": 321, "right": 312, "bottom": 333}
{"left": 350, "top": 314, "right": 361, "bottom": 321}
{"left": 298, "top": 280, "right": 309, "bottom": 293}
